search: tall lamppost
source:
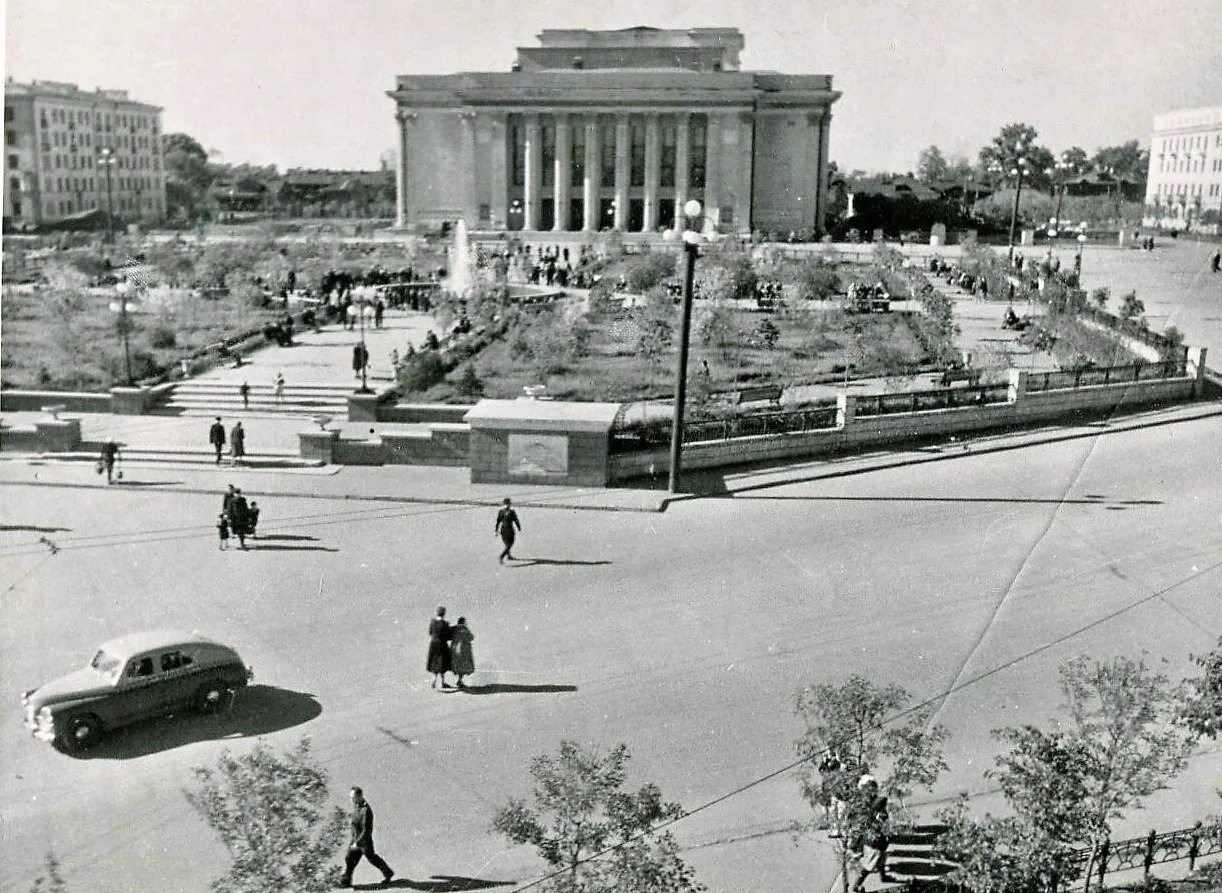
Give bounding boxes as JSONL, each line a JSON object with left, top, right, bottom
{"left": 1006, "top": 143, "right": 1032, "bottom": 260}
{"left": 662, "top": 199, "right": 705, "bottom": 494}
{"left": 97, "top": 146, "right": 117, "bottom": 243}
{"left": 1046, "top": 155, "right": 1075, "bottom": 238}
{"left": 1075, "top": 232, "right": 1088, "bottom": 280}
{"left": 111, "top": 280, "right": 135, "bottom": 385}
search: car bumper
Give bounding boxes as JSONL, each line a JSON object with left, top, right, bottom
{"left": 23, "top": 719, "right": 56, "bottom": 742}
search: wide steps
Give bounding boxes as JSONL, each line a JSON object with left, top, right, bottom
{"left": 22, "top": 448, "right": 323, "bottom": 469}
{"left": 161, "top": 382, "right": 356, "bottom": 417}
{"left": 883, "top": 825, "right": 954, "bottom": 882}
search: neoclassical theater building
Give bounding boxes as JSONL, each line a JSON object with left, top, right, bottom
{"left": 387, "top": 27, "right": 841, "bottom": 236}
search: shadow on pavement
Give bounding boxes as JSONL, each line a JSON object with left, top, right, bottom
{"left": 243, "top": 543, "right": 339, "bottom": 552}
{"left": 461, "top": 683, "right": 577, "bottom": 695}
{"left": 360, "top": 877, "right": 513, "bottom": 891}
{"left": 0, "top": 524, "right": 73, "bottom": 533}
{"left": 112, "top": 480, "right": 186, "bottom": 487}
{"left": 253, "top": 533, "right": 319, "bottom": 542}
{"left": 62, "top": 684, "right": 322, "bottom": 760}
{"left": 508, "top": 557, "right": 612, "bottom": 567}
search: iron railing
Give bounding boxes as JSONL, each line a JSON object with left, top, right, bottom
{"left": 854, "top": 385, "right": 1012, "bottom": 417}
{"left": 1026, "top": 360, "right": 1184, "bottom": 394}
{"left": 609, "top": 404, "right": 839, "bottom": 454}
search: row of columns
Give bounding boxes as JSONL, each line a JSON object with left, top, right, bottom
{"left": 520, "top": 111, "right": 703, "bottom": 233}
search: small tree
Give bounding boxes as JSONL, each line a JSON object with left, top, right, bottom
{"left": 1181, "top": 636, "right": 1222, "bottom": 739}
{"left": 1118, "top": 291, "right": 1145, "bottom": 320}
{"left": 457, "top": 363, "right": 485, "bottom": 398}
{"left": 794, "top": 676, "right": 948, "bottom": 892}
{"left": 754, "top": 318, "right": 781, "bottom": 350}
{"left": 185, "top": 738, "right": 347, "bottom": 893}
{"left": 1089, "top": 287, "right": 1110, "bottom": 310}
{"left": 493, "top": 740, "right": 705, "bottom": 893}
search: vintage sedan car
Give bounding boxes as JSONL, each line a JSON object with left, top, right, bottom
{"left": 22, "top": 629, "right": 253, "bottom": 751}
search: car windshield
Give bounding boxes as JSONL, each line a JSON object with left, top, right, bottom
{"left": 90, "top": 649, "right": 123, "bottom": 678}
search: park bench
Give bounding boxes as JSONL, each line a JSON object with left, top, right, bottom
{"left": 939, "top": 366, "right": 982, "bottom": 387}
{"left": 734, "top": 384, "right": 784, "bottom": 406}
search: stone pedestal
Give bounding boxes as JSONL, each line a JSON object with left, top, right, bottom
{"left": 1008, "top": 369, "right": 1029, "bottom": 403}
{"left": 347, "top": 393, "right": 381, "bottom": 422}
{"left": 836, "top": 393, "right": 856, "bottom": 429}
{"left": 110, "top": 386, "right": 151, "bottom": 415}
{"left": 465, "top": 399, "right": 621, "bottom": 487}
{"left": 929, "top": 223, "right": 947, "bottom": 246}
{"left": 35, "top": 418, "right": 83, "bottom": 451}
{"left": 299, "top": 429, "right": 340, "bottom": 464}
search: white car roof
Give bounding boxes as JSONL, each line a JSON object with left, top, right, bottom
{"left": 97, "top": 630, "right": 220, "bottom": 662}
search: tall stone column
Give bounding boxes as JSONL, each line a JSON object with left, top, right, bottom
{"left": 703, "top": 114, "right": 722, "bottom": 229}
{"left": 816, "top": 112, "right": 832, "bottom": 233}
{"left": 643, "top": 113, "right": 660, "bottom": 232}
{"left": 394, "top": 109, "right": 411, "bottom": 228}
{"left": 613, "top": 113, "right": 629, "bottom": 231}
{"left": 553, "top": 113, "right": 571, "bottom": 232}
{"left": 523, "top": 113, "right": 541, "bottom": 231}
{"left": 583, "top": 115, "right": 600, "bottom": 231}
{"left": 461, "top": 110, "right": 478, "bottom": 228}
{"left": 737, "top": 112, "right": 754, "bottom": 233}
{"left": 673, "top": 112, "right": 690, "bottom": 230}
{"left": 489, "top": 112, "right": 508, "bottom": 230}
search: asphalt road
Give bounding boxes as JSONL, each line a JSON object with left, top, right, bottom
{"left": 1, "top": 415, "right": 1220, "bottom": 892}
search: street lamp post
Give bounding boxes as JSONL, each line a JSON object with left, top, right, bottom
{"left": 1075, "top": 233, "right": 1088, "bottom": 279}
{"left": 97, "top": 146, "right": 116, "bottom": 243}
{"left": 663, "top": 199, "right": 705, "bottom": 494}
{"left": 111, "top": 281, "right": 135, "bottom": 385}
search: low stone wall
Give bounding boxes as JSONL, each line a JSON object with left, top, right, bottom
{"left": 302, "top": 422, "right": 470, "bottom": 467}
{"left": 0, "top": 390, "right": 112, "bottom": 413}
{"left": 378, "top": 402, "right": 473, "bottom": 424}
{"left": 608, "top": 371, "right": 1203, "bottom": 481}
{"left": 0, "top": 417, "right": 84, "bottom": 453}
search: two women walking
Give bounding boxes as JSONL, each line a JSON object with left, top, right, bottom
{"left": 426, "top": 606, "right": 475, "bottom": 690}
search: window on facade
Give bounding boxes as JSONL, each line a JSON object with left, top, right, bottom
{"left": 629, "top": 119, "right": 646, "bottom": 188}
{"left": 8, "top": 154, "right": 18, "bottom": 168}
{"left": 570, "top": 122, "right": 585, "bottom": 188}
{"left": 10, "top": 176, "right": 20, "bottom": 192}
{"left": 689, "top": 115, "right": 707, "bottom": 189}
{"left": 509, "top": 120, "right": 525, "bottom": 188}
{"left": 6, "top": 129, "right": 16, "bottom": 146}
{"left": 600, "top": 120, "right": 616, "bottom": 185}
{"left": 539, "top": 120, "right": 555, "bottom": 187}
{"left": 660, "top": 118, "right": 676, "bottom": 188}
{"left": 3, "top": 107, "right": 12, "bottom": 122}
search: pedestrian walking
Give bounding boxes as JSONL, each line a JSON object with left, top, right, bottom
{"left": 427, "top": 606, "right": 452, "bottom": 689}
{"left": 390, "top": 348, "right": 400, "bottom": 373}
{"left": 216, "top": 513, "right": 230, "bottom": 551}
{"left": 338, "top": 787, "right": 394, "bottom": 888}
{"left": 450, "top": 617, "right": 475, "bottom": 689}
{"left": 98, "top": 439, "right": 120, "bottom": 484}
{"left": 495, "top": 497, "right": 521, "bottom": 563}
{"left": 239, "top": 381, "right": 250, "bottom": 410}
{"left": 374, "top": 298, "right": 385, "bottom": 329}
{"left": 247, "top": 501, "right": 260, "bottom": 538}
{"left": 208, "top": 417, "right": 226, "bottom": 465}
{"left": 851, "top": 781, "right": 891, "bottom": 891}
{"left": 274, "top": 373, "right": 285, "bottom": 404}
{"left": 230, "top": 421, "right": 246, "bottom": 459}
{"left": 229, "top": 490, "right": 249, "bottom": 550}
{"left": 352, "top": 343, "right": 369, "bottom": 380}
{"left": 1211, "top": 249, "right": 1220, "bottom": 274}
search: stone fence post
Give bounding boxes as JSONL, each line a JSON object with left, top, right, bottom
{"left": 299, "top": 429, "right": 339, "bottom": 464}
{"left": 836, "top": 393, "right": 856, "bottom": 429}
{"left": 110, "top": 386, "right": 151, "bottom": 415}
{"left": 1008, "top": 369, "right": 1029, "bottom": 404}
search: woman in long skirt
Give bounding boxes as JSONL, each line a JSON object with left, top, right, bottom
{"left": 449, "top": 617, "right": 475, "bottom": 689}
{"left": 426, "top": 606, "right": 452, "bottom": 689}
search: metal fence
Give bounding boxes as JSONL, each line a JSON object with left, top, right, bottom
{"left": 854, "top": 384, "right": 1012, "bottom": 417}
{"left": 1060, "top": 821, "right": 1222, "bottom": 890}
{"left": 609, "top": 404, "right": 839, "bottom": 454}
{"left": 1026, "top": 360, "right": 1184, "bottom": 394}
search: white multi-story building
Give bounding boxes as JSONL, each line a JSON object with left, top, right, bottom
{"left": 3, "top": 78, "right": 166, "bottom": 230}
{"left": 1144, "top": 105, "right": 1222, "bottom": 233}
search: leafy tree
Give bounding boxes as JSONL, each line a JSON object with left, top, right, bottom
{"left": 794, "top": 676, "right": 948, "bottom": 892}
{"left": 624, "top": 252, "right": 677, "bottom": 293}
{"left": 29, "top": 853, "right": 67, "bottom": 893}
{"left": 492, "top": 740, "right": 705, "bottom": 893}
{"left": 1060, "top": 146, "right": 1091, "bottom": 175}
{"left": 185, "top": 739, "right": 347, "bottom": 893}
{"left": 1181, "top": 637, "right": 1222, "bottom": 739}
{"left": 1091, "top": 140, "right": 1149, "bottom": 183}
{"left": 636, "top": 289, "right": 675, "bottom": 373}
{"left": 793, "top": 257, "right": 841, "bottom": 301}
{"left": 1118, "top": 291, "right": 1145, "bottom": 320}
{"left": 457, "top": 363, "right": 485, "bottom": 398}
{"left": 917, "top": 145, "right": 950, "bottom": 183}
{"left": 978, "top": 123, "right": 1055, "bottom": 191}
{"left": 163, "top": 132, "right": 216, "bottom": 221}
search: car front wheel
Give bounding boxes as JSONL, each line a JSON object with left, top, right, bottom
{"left": 196, "top": 680, "right": 232, "bottom": 715}
{"left": 61, "top": 714, "right": 102, "bottom": 752}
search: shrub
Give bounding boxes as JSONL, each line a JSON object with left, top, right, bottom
{"left": 456, "top": 364, "right": 484, "bottom": 398}
{"left": 1119, "top": 291, "right": 1145, "bottom": 320}
{"left": 754, "top": 318, "right": 781, "bottom": 350}
{"left": 1090, "top": 287, "right": 1110, "bottom": 309}
{"left": 793, "top": 258, "right": 841, "bottom": 301}
{"left": 148, "top": 324, "right": 178, "bottom": 350}
{"left": 624, "top": 252, "right": 677, "bottom": 293}
{"left": 399, "top": 350, "right": 446, "bottom": 393}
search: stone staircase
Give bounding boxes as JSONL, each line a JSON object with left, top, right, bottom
{"left": 20, "top": 447, "right": 324, "bottom": 470}
{"left": 159, "top": 381, "right": 354, "bottom": 418}
{"left": 885, "top": 824, "right": 954, "bottom": 886}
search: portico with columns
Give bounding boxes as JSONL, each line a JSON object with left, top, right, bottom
{"left": 388, "top": 28, "right": 840, "bottom": 237}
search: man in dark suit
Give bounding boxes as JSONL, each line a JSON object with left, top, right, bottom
{"left": 340, "top": 786, "right": 394, "bottom": 888}
{"left": 208, "top": 417, "right": 226, "bottom": 465}
{"left": 495, "top": 497, "right": 521, "bottom": 564}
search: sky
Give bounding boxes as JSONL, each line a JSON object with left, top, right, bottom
{"left": 6, "top": 0, "right": 1222, "bottom": 174}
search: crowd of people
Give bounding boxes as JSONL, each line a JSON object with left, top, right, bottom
{"left": 216, "top": 483, "right": 260, "bottom": 550}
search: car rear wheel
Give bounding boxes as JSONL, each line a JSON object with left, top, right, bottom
{"left": 196, "top": 680, "right": 232, "bottom": 715}
{"left": 62, "top": 714, "right": 102, "bottom": 752}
